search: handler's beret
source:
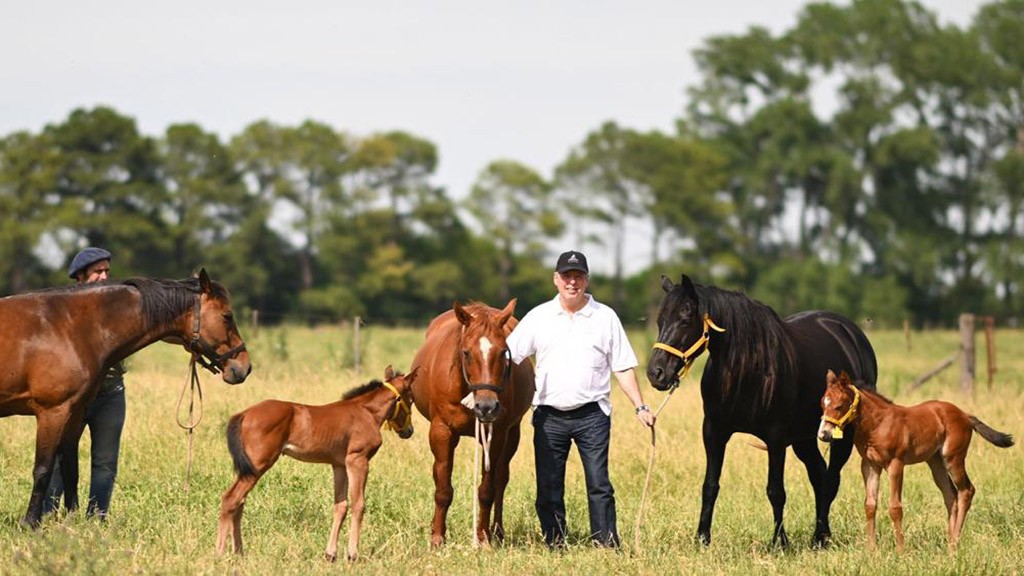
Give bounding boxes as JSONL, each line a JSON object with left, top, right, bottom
{"left": 68, "top": 247, "right": 112, "bottom": 279}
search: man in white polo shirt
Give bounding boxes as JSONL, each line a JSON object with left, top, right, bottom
{"left": 507, "top": 250, "right": 656, "bottom": 548}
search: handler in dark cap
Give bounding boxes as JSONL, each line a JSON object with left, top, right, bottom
{"left": 45, "top": 247, "right": 127, "bottom": 520}
{"left": 506, "top": 250, "right": 655, "bottom": 549}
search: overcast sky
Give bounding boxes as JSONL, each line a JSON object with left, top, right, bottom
{"left": 1, "top": 0, "right": 986, "bottom": 272}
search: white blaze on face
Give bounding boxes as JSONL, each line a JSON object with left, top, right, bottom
{"left": 478, "top": 336, "right": 494, "bottom": 374}
{"left": 823, "top": 397, "right": 831, "bottom": 407}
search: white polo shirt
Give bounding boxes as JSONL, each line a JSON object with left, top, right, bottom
{"left": 507, "top": 293, "right": 638, "bottom": 415}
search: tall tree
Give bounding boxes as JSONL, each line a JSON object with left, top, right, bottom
{"left": 464, "top": 160, "right": 562, "bottom": 302}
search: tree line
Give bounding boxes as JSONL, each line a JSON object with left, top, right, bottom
{"left": 1, "top": 0, "right": 1021, "bottom": 328}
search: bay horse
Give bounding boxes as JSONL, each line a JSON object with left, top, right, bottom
{"left": 818, "top": 370, "right": 1014, "bottom": 552}
{"left": 646, "top": 274, "right": 877, "bottom": 548}
{"left": 410, "top": 300, "right": 535, "bottom": 547}
{"left": 217, "top": 365, "right": 418, "bottom": 562}
{"left": 0, "top": 269, "right": 251, "bottom": 528}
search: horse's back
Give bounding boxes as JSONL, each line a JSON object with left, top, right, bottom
{"left": 784, "top": 310, "right": 877, "bottom": 390}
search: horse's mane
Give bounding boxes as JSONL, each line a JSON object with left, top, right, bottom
{"left": 853, "top": 383, "right": 894, "bottom": 405}
{"left": 693, "top": 283, "right": 798, "bottom": 407}
{"left": 342, "top": 379, "right": 385, "bottom": 400}
{"left": 10, "top": 278, "right": 228, "bottom": 332}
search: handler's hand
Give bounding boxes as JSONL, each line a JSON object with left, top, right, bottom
{"left": 635, "top": 408, "right": 656, "bottom": 428}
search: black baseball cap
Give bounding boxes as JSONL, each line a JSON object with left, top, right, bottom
{"left": 555, "top": 251, "right": 588, "bottom": 274}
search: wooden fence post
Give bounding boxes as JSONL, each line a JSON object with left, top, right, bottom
{"left": 984, "top": 316, "right": 996, "bottom": 389}
{"left": 251, "top": 309, "right": 259, "bottom": 338}
{"left": 959, "top": 313, "right": 975, "bottom": 394}
{"left": 903, "top": 319, "right": 911, "bottom": 352}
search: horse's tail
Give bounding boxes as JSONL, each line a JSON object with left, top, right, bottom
{"left": 226, "top": 413, "right": 258, "bottom": 478}
{"left": 970, "top": 416, "right": 1015, "bottom": 448}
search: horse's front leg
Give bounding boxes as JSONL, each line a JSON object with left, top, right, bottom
{"left": 765, "top": 436, "right": 789, "bottom": 548}
{"left": 57, "top": 415, "right": 88, "bottom": 514}
{"left": 887, "top": 461, "right": 906, "bottom": 553}
{"left": 344, "top": 456, "right": 370, "bottom": 562}
{"left": 792, "top": 438, "right": 830, "bottom": 548}
{"left": 862, "top": 458, "right": 881, "bottom": 551}
{"left": 324, "top": 464, "right": 350, "bottom": 562}
{"left": 428, "top": 420, "right": 459, "bottom": 548}
{"left": 697, "top": 417, "right": 732, "bottom": 546}
{"left": 489, "top": 423, "right": 521, "bottom": 544}
{"left": 22, "top": 407, "right": 75, "bottom": 528}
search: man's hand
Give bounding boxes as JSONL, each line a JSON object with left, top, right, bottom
{"left": 635, "top": 405, "right": 656, "bottom": 427}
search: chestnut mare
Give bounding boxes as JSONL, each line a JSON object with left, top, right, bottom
{"left": 0, "top": 269, "right": 251, "bottom": 528}
{"left": 217, "top": 365, "right": 418, "bottom": 562}
{"left": 410, "top": 300, "right": 535, "bottom": 547}
{"left": 818, "top": 370, "right": 1014, "bottom": 552}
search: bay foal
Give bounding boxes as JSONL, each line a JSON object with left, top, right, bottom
{"left": 217, "top": 365, "right": 417, "bottom": 561}
{"left": 818, "top": 370, "right": 1014, "bottom": 552}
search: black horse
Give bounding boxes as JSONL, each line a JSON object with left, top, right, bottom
{"left": 646, "top": 274, "right": 877, "bottom": 548}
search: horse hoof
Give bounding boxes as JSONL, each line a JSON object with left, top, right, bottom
{"left": 812, "top": 532, "right": 832, "bottom": 549}
{"left": 696, "top": 532, "right": 711, "bottom": 546}
{"left": 19, "top": 517, "right": 41, "bottom": 531}
{"left": 324, "top": 552, "right": 337, "bottom": 563}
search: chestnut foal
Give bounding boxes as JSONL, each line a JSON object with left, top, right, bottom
{"left": 818, "top": 370, "right": 1014, "bottom": 552}
{"left": 217, "top": 365, "right": 418, "bottom": 561}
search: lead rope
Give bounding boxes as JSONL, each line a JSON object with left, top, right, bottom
{"left": 470, "top": 419, "right": 493, "bottom": 547}
{"left": 632, "top": 384, "right": 679, "bottom": 552}
{"left": 175, "top": 355, "right": 204, "bottom": 491}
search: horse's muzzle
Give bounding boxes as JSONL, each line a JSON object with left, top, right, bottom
{"left": 817, "top": 421, "right": 835, "bottom": 443}
{"left": 474, "top": 397, "right": 501, "bottom": 423}
{"left": 397, "top": 425, "right": 414, "bottom": 440}
{"left": 646, "top": 365, "right": 677, "bottom": 391}
{"left": 222, "top": 359, "right": 252, "bottom": 384}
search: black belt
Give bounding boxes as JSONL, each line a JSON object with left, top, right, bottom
{"left": 536, "top": 402, "right": 601, "bottom": 419}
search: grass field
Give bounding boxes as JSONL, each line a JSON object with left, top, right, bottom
{"left": 1, "top": 323, "right": 1022, "bottom": 575}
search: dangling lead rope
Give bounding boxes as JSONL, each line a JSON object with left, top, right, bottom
{"left": 632, "top": 385, "right": 678, "bottom": 551}
{"left": 175, "top": 355, "right": 204, "bottom": 491}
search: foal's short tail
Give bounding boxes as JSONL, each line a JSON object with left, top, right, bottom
{"left": 970, "top": 416, "right": 1015, "bottom": 448}
{"left": 226, "top": 413, "right": 258, "bottom": 478}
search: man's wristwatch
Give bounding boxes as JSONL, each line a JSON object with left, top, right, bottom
{"left": 635, "top": 404, "right": 650, "bottom": 414}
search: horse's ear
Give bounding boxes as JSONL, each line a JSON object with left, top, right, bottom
{"left": 826, "top": 369, "right": 838, "bottom": 385}
{"left": 198, "top": 268, "right": 212, "bottom": 293}
{"left": 453, "top": 301, "right": 473, "bottom": 326}
{"left": 680, "top": 274, "right": 698, "bottom": 300}
{"left": 406, "top": 365, "right": 420, "bottom": 383}
{"left": 660, "top": 275, "right": 675, "bottom": 294}
{"left": 838, "top": 370, "right": 852, "bottom": 386}
{"left": 497, "top": 298, "right": 517, "bottom": 327}
{"left": 385, "top": 364, "right": 395, "bottom": 381}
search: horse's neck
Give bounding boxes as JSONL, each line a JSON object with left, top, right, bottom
{"left": 360, "top": 387, "right": 398, "bottom": 426}
{"left": 90, "top": 287, "right": 176, "bottom": 359}
{"left": 854, "top": 390, "right": 893, "bottom": 434}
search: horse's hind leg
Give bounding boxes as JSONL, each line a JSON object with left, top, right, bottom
{"left": 218, "top": 475, "right": 258, "bottom": 555}
{"left": 324, "top": 464, "right": 350, "bottom": 562}
{"left": 792, "top": 438, "right": 830, "bottom": 548}
{"left": 946, "top": 455, "right": 975, "bottom": 551}
{"left": 926, "top": 454, "right": 957, "bottom": 544}
{"left": 697, "top": 417, "right": 732, "bottom": 546}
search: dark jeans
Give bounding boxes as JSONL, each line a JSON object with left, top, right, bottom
{"left": 532, "top": 402, "right": 619, "bottom": 547}
{"left": 44, "top": 385, "right": 126, "bottom": 519}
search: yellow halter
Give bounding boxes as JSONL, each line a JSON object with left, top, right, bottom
{"left": 381, "top": 380, "right": 412, "bottom": 432}
{"left": 821, "top": 386, "right": 860, "bottom": 440}
{"left": 652, "top": 314, "right": 726, "bottom": 382}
